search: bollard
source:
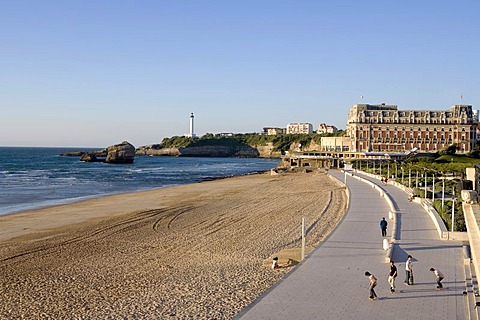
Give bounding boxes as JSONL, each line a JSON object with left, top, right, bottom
{"left": 383, "top": 238, "right": 389, "bottom": 250}
{"left": 388, "top": 211, "right": 394, "bottom": 219}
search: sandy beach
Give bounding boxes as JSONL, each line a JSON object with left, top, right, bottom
{"left": 0, "top": 171, "right": 347, "bottom": 319}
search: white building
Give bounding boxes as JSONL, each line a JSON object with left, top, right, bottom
{"left": 287, "top": 122, "right": 313, "bottom": 134}
{"left": 263, "top": 127, "right": 286, "bottom": 135}
{"left": 317, "top": 123, "right": 338, "bottom": 134}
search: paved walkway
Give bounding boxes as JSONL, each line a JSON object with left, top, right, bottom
{"left": 236, "top": 171, "right": 466, "bottom": 320}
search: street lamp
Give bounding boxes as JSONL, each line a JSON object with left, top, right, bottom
{"left": 442, "top": 177, "right": 445, "bottom": 209}
{"left": 424, "top": 170, "right": 427, "bottom": 198}
{"left": 432, "top": 174, "right": 435, "bottom": 201}
{"left": 409, "top": 168, "right": 411, "bottom": 188}
{"left": 451, "top": 188, "right": 456, "bottom": 232}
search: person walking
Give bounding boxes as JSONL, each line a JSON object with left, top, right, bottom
{"left": 388, "top": 260, "right": 398, "bottom": 292}
{"left": 429, "top": 267, "right": 445, "bottom": 289}
{"left": 380, "top": 217, "right": 388, "bottom": 237}
{"left": 365, "top": 271, "right": 378, "bottom": 300}
{"left": 404, "top": 255, "right": 413, "bottom": 285}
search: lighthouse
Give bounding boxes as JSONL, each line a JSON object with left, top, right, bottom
{"left": 189, "top": 113, "right": 196, "bottom": 138}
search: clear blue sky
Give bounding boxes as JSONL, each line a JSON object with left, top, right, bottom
{"left": 1, "top": 0, "right": 479, "bottom": 147}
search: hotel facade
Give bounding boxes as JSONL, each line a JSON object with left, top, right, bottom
{"left": 346, "top": 104, "right": 478, "bottom": 154}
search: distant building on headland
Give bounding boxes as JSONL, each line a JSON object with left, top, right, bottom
{"left": 346, "top": 103, "right": 478, "bottom": 154}
{"left": 186, "top": 113, "right": 197, "bottom": 138}
{"left": 287, "top": 122, "right": 313, "bottom": 134}
{"left": 317, "top": 123, "right": 338, "bottom": 134}
{"left": 263, "top": 127, "right": 286, "bottom": 135}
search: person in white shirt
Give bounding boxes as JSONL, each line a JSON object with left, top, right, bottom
{"left": 405, "top": 255, "right": 413, "bottom": 285}
{"left": 430, "top": 267, "right": 445, "bottom": 288}
{"left": 271, "top": 257, "right": 279, "bottom": 270}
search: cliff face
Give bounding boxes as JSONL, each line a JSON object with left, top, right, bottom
{"left": 304, "top": 140, "right": 322, "bottom": 152}
{"left": 254, "top": 143, "right": 281, "bottom": 158}
{"left": 136, "top": 138, "right": 324, "bottom": 158}
{"left": 136, "top": 145, "right": 181, "bottom": 156}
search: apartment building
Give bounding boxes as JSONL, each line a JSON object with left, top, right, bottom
{"left": 263, "top": 127, "right": 286, "bottom": 135}
{"left": 287, "top": 122, "right": 313, "bottom": 134}
{"left": 346, "top": 104, "right": 478, "bottom": 154}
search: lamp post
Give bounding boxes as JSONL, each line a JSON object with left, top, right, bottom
{"left": 451, "top": 195, "right": 456, "bottom": 232}
{"left": 442, "top": 177, "right": 445, "bottom": 209}
{"left": 424, "top": 171, "right": 427, "bottom": 198}
{"left": 409, "top": 168, "right": 411, "bottom": 188}
{"left": 432, "top": 174, "right": 435, "bottom": 201}
{"left": 402, "top": 166, "right": 404, "bottom": 185}
{"left": 416, "top": 171, "right": 419, "bottom": 189}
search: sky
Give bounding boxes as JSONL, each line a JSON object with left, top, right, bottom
{"left": 1, "top": 0, "right": 479, "bottom": 147}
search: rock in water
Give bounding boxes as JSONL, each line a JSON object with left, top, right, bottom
{"left": 106, "top": 141, "right": 135, "bottom": 164}
{"left": 80, "top": 153, "right": 97, "bottom": 162}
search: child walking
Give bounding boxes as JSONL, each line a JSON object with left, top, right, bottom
{"left": 388, "top": 260, "right": 398, "bottom": 292}
{"left": 365, "top": 271, "right": 378, "bottom": 300}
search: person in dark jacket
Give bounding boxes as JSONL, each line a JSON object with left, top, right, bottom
{"left": 380, "top": 217, "right": 388, "bottom": 237}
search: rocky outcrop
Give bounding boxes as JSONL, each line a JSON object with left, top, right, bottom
{"left": 62, "top": 142, "right": 135, "bottom": 164}
{"left": 254, "top": 143, "right": 282, "bottom": 158}
{"left": 136, "top": 145, "right": 181, "bottom": 156}
{"left": 303, "top": 140, "right": 322, "bottom": 152}
{"left": 106, "top": 141, "right": 135, "bottom": 164}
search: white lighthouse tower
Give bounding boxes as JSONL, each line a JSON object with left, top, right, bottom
{"left": 189, "top": 112, "right": 196, "bottom": 138}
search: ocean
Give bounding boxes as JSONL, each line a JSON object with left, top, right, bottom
{"left": 0, "top": 147, "right": 279, "bottom": 216}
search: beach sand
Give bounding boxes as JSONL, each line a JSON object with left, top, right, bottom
{"left": 0, "top": 171, "right": 347, "bottom": 319}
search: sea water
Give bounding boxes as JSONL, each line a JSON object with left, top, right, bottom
{"left": 0, "top": 147, "right": 279, "bottom": 215}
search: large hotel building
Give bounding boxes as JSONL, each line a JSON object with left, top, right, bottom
{"left": 345, "top": 104, "right": 478, "bottom": 154}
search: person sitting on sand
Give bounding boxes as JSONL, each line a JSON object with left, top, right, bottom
{"left": 272, "top": 257, "right": 279, "bottom": 270}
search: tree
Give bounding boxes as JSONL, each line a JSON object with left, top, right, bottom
{"left": 446, "top": 144, "right": 457, "bottom": 155}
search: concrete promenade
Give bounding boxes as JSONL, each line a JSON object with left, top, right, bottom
{"left": 237, "top": 171, "right": 467, "bottom": 320}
